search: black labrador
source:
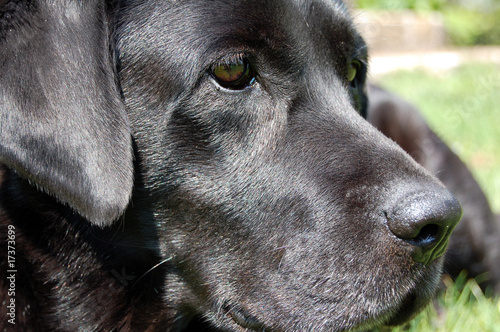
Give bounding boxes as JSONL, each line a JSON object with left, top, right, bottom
{"left": 0, "top": 1, "right": 462, "bottom": 331}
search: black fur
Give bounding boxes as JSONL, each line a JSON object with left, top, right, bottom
{"left": 0, "top": 1, "right": 461, "bottom": 331}
{"left": 0, "top": 0, "right": 133, "bottom": 225}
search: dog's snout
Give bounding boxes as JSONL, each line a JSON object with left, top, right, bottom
{"left": 386, "top": 189, "right": 462, "bottom": 265}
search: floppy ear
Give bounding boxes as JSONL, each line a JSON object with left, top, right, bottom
{"left": 0, "top": 1, "right": 134, "bottom": 226}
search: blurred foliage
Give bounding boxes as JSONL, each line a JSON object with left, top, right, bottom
{"left": 442, "top": 7, "right": 500, "bottom": 45}
{"left": 356, "top": 0, "right": 448, "bottom": 11}
{"left": 356, "top": 0, "right": 500, "bottom": 45}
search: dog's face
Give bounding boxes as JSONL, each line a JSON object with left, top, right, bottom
{"left": 0, "top": 0, "right": 461, "bottom": 331}
{"left": 115, "top": 1, "right": 459, "bottom": 330}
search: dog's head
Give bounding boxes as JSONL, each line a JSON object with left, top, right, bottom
{"left": 0, "top": 0, "right": 461, "bottom": 330}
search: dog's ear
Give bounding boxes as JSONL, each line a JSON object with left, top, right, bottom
{"left": 0, "top": 1, "right": 133, "bottom": 226}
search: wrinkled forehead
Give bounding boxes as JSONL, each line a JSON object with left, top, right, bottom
{"left": 118, "top": 0, "right": 358, "bottom": 52}
{"left": 116, "top": 0, "right": 365, "bottom": 86}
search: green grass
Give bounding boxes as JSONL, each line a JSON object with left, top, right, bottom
{"left": 375, "top": 63, "right": 500, "bottom": 213}
{"left": 377, "top": 274, "right": 500, "bottom": 332}
{"left": 373, "top": 63, "right": 500, "bottom": 331}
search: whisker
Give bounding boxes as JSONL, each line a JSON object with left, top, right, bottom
{"left": 132, "top": 257, "right": 173, "bottom": 288}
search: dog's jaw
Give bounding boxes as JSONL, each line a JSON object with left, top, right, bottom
{"left": 156, "top": 188, "right": 451, "bottom": 331}
{"left": 197, "top": 260, "right": 443, "bottom": 331}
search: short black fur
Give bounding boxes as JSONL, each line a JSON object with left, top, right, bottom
{"left": 1, "top": 1, "right": 461, "bottom": 331}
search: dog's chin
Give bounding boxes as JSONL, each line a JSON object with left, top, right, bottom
{"left": 223, "top": 294, "right": 428, "bottom": 332}
{"left": 356, "top": 269, "right": 441, "bottom": 331}
{"left": 381, "top": 261, "right": 443, "bottom": 329}
{"left": 376, "top": 291, "right": 428, "bottom": 329}
{"left": 212, "top": 293, "right": 432, "bottom": 332}
{"left": 353, "top": 270, "right": 441, "bottom": 331}
{"left": 209, "top": 262, "right": 442, "bottom": 332}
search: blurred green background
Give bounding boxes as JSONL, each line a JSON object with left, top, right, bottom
{"left": 353, "top": 0, "right": 500, "bottom": 213}
{"left": 374, "top": 63, "right": 500, "bottom": 332}
{"left": 357, "top": 0, "right": 500, "bottom": 46}
{"left": 353, "top": 0, "right": 500, "bottom": 330}
{"left": 378, "top": 64, "right": 500, "bottom": 214}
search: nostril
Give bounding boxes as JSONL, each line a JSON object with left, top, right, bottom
{"left": 406, "top": 223, "right": 440, "bottom": 248}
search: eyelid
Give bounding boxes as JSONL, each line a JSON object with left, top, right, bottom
{"left": 214, "top": 53, "right": 246, "bottom": 67}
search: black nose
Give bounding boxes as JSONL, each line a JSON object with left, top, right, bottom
{"left": 386, "top": 189, "right": 462, "bottom": 265}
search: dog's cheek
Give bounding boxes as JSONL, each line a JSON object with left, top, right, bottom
{"left": 179, "top": 80, "right": 288, "bottom": 152}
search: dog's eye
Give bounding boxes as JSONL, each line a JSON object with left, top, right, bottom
{"left": 212, "top": 58, "right": 255, "bottom": 90}
{"left": 347, "top": 60, "right": 361, "bottom": 87}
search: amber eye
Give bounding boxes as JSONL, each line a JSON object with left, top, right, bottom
{"left": 212, "top": 58, "right": 255, "bottom": 90}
